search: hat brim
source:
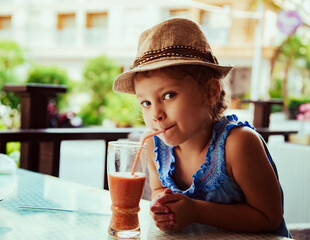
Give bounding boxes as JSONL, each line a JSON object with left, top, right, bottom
{"left": 113, "top": 57, "right": 233, "bottom": 94}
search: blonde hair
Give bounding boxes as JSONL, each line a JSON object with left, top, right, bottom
{"left": 135, "top": 65, "right": 231, "bottom": 122}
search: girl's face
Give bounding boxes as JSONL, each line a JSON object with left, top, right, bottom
{"left": 134, "top": 70, "right": 211, "bottom": 147}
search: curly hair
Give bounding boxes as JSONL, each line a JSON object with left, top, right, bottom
{"left": 135, "top": 65, "right": 231, "bottom": 122}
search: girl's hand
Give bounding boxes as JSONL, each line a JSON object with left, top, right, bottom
{"left": 158, "top": 191, "right": 196, "bottom": 231}
{"left": 150, "top": 188, "right": 175, "bottom": 231}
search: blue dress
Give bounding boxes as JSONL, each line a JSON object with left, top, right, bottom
{"left": 153, "top": 114, "right": 291, "bottom": 238}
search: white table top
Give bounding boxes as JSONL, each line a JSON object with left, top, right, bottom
{"left": 0, "top": 169, "right": 290, "bottom": 239}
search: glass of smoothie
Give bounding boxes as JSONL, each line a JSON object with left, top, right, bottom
{"left": 107, "top": 141, "right": 147, "bottom": 239}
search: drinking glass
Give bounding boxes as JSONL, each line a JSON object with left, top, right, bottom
{"left": 107, "top": 141, "right": 147, "bottom": 239}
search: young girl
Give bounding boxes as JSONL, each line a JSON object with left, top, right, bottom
{"left": 113, "top": 18, "right": 291, "bottom": 238}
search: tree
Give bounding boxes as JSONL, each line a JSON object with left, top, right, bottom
{"left": 78, "top": 55, "right": 121, "bottom": 125}
{"left": 26, "top": 65, "right": 72, "bottom": 111}
{"left": 271, "top": 34, "right": 310, "bottom": 98}
{"left": 0, "top": 40, "right": 25, "bottom": 109}
{"left": 104, "top": 92, "right": 143, "bottom": 127}
{"left": 270, "top": 32, "right": 310, "bottom": 118}
{"left": 78, "top": 55, "right": 143, "bottom": 127}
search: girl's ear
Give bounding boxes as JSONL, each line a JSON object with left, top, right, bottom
{"left": 204, "top": 78, "right": 221, "bottom": 106}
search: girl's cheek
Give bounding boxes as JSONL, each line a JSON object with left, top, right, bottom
{"left": 142, "top": 112, "right": 151, "bottom": 126}
{"left": 145, "top": 118, "right": 153, "bottom": 127}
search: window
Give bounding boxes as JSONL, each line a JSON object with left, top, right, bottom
{"left": 57, "top": 13, "right": 75, "bottom": 30}
{"left": 0, "top": 15, "right": 12, "bottom": 39}
{"left": 85, "top": 12, "right": 108, "bottom": 46}
{"left": 0, "top": 15, "right": 11, "bottom": 29}
{"left": 123, "top": 8, "right": 145, "bottom": 47}
{"left": 57, "top": 13, "right": 76, "bottom": 45}
{"left": 199, "top": 5, "right": 231, "bottom": 46}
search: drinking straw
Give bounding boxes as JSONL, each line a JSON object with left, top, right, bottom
{"left": 131, "top": 130, "right": 165, "bottom": 175}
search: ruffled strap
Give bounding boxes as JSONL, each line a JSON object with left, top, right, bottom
{"left": 192, "top": 114, "right": 254, "bottom": 192}
{"left": 154, "top": 115, "right": 255, "bottom": 195}
{"left": 153, "top": 136, "right": 177, "bottom": 190}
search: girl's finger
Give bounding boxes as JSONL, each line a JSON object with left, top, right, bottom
{"left": 150, "top": 204, "right": 170, "bottom": 213}
{"left": 163, "top": 188, "right": 173, "bottom": 194}
{"left": 156, "top": 224, "right": 172, "bottom": 231}
{"left": 153, "top": 213, "right": 174, "bottom": 222}
{"left": 155, "top": 219, "right": 175, "bottom": 230}
{"left": 158, "top": 193, "right": 183, "bottom": 204}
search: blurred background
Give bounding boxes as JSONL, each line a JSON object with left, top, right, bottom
{"left": 0, "top": 0, "right": 310, "bottom": 231}
{"left": 1, "top": 0, "right": 310, "bottom": 126}
{"left": 1, "top": 0, "right": 309, "bottom": 131}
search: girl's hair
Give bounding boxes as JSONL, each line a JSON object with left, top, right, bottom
{"left": 135, "top": 65, "right": 231, "bottom": 122}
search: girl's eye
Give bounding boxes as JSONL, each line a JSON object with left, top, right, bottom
{"left": 141, "top": 101, "right": 151, "bottom": 107}
{"left": 163, "top": 92, "right": 176, "bottom": 100}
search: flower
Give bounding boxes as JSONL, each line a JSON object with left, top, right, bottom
{"left": 297, "top": 103, "right": 310, "bottom": 121}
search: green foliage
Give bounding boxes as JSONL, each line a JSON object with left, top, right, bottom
{"left": 6, "top": 142, "right": 20, "bottom": 166}
{"left": 271, "top": 32, "right": 310, "bottom": 100}
{"left": 0, "top": 40, "right": 25, "bottom": 109}
{"left": 278, "top": 34, "right": 310, "bottom": 64}
{"left": 286, "top": 96, "right": 310, "bottom": 119}
{"left": 26, "top": 65, "right": 70, "bottom": 85}
{"left": 78, "top": 100, "right": 105, "bottom": 126}
{"left": 0, "top": 120, "right": 6, "bottom": 129}
{"left": 78, "top": 55, "right": 122, "bottom": 126}
{"left": 269, "top": 77, "right": 284, "bottom": 112}
{"left": 26, "top": 65, "right": 72, "bottom": 111}
{"left": 0, "top": 40, "right": 24, "bottom": 69}
{"left": 104, "top": 92, "right": 144, "bottom": 127}
{"left": 269, "top": 77, "right": 282, "bottom": 99}
{"left": 78, "top": 55, "right": 145, "bottom": 127}
{"left": 82, "top": 55, "right": 120, "bottom": 97}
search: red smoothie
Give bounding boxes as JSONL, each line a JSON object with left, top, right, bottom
{"left": 108, "top": 172, "right": 146, "bottom": 231}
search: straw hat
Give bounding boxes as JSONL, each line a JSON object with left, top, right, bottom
{"left": 113, "top": 17, "right": 233, "bottom": 94}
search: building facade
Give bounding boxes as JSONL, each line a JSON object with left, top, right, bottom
{"left": 0, "top": 0, "right": 281, "bottom": 98}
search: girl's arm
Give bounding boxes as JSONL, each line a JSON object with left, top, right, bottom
{"left": 142, "top": 131, "right": 175, "bottom": 230}
{"left": 159, "top": 127, "right": 283, "bottom": 232}
{"left": 141, "top": 130, "right": 166, "bottom": 197}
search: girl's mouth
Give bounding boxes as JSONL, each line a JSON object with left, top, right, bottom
{"left": 164, "top": 125, "right": 175, "bottom": 132}
{"left": 154, "top": 125, "right": 174, "bottom": 134}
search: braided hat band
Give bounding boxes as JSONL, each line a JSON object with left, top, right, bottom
{"left": 133, "top": 45, "right": 219, "bottom": 68}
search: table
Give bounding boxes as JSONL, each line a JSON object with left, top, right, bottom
{"left": 241, "top": 99, "right": 283, "bottom": 128}
{"left": 0, "top": 127, "right": 142, "bottom": 189}
{"left": 0, "top": 169, "right": 290, "bottom": 240}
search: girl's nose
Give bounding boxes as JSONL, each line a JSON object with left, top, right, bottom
{"left": 152, "top": 107, "right": 165, "bottom": 121}
{"left": 153, "top": 114, "right": 164, "bottom": 121}
{"left": 154, "top": 115, "right": 163, "bottom": 121}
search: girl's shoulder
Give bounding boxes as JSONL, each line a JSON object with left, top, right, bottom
{"left": 216, "top": 114, "right": 258, "bottom": 144}
{"left": 225, "top": 125, "right": 268, "bottom": 173}
{"left": 219, "top": 115, "right": 267, "bottom": 174}
{"left": 226, "top": 125, "right": 261, "bottom": 148}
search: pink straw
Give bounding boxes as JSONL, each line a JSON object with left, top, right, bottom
{"left": 131, "top": 130, "right": 165, "bottom": 175}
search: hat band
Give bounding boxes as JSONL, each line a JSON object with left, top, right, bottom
{"left": 133, "top": 45, "right": 218, "bottom": 68}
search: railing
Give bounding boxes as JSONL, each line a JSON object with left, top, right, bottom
{"left": 1, "top": 83, "right": 144, "bottom": 190}
{"left": 0, "top": 127, "right": 143, "bottom": 190}
{"left": 1, "top": 84, "right": 298, "bottom": 191}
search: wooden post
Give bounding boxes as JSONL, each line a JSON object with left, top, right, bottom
{"left": 3, "top": 84, "right": 67, "bottom": 175}
{"left": 241, "top": 99, "right": 283, "bottom": 128}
